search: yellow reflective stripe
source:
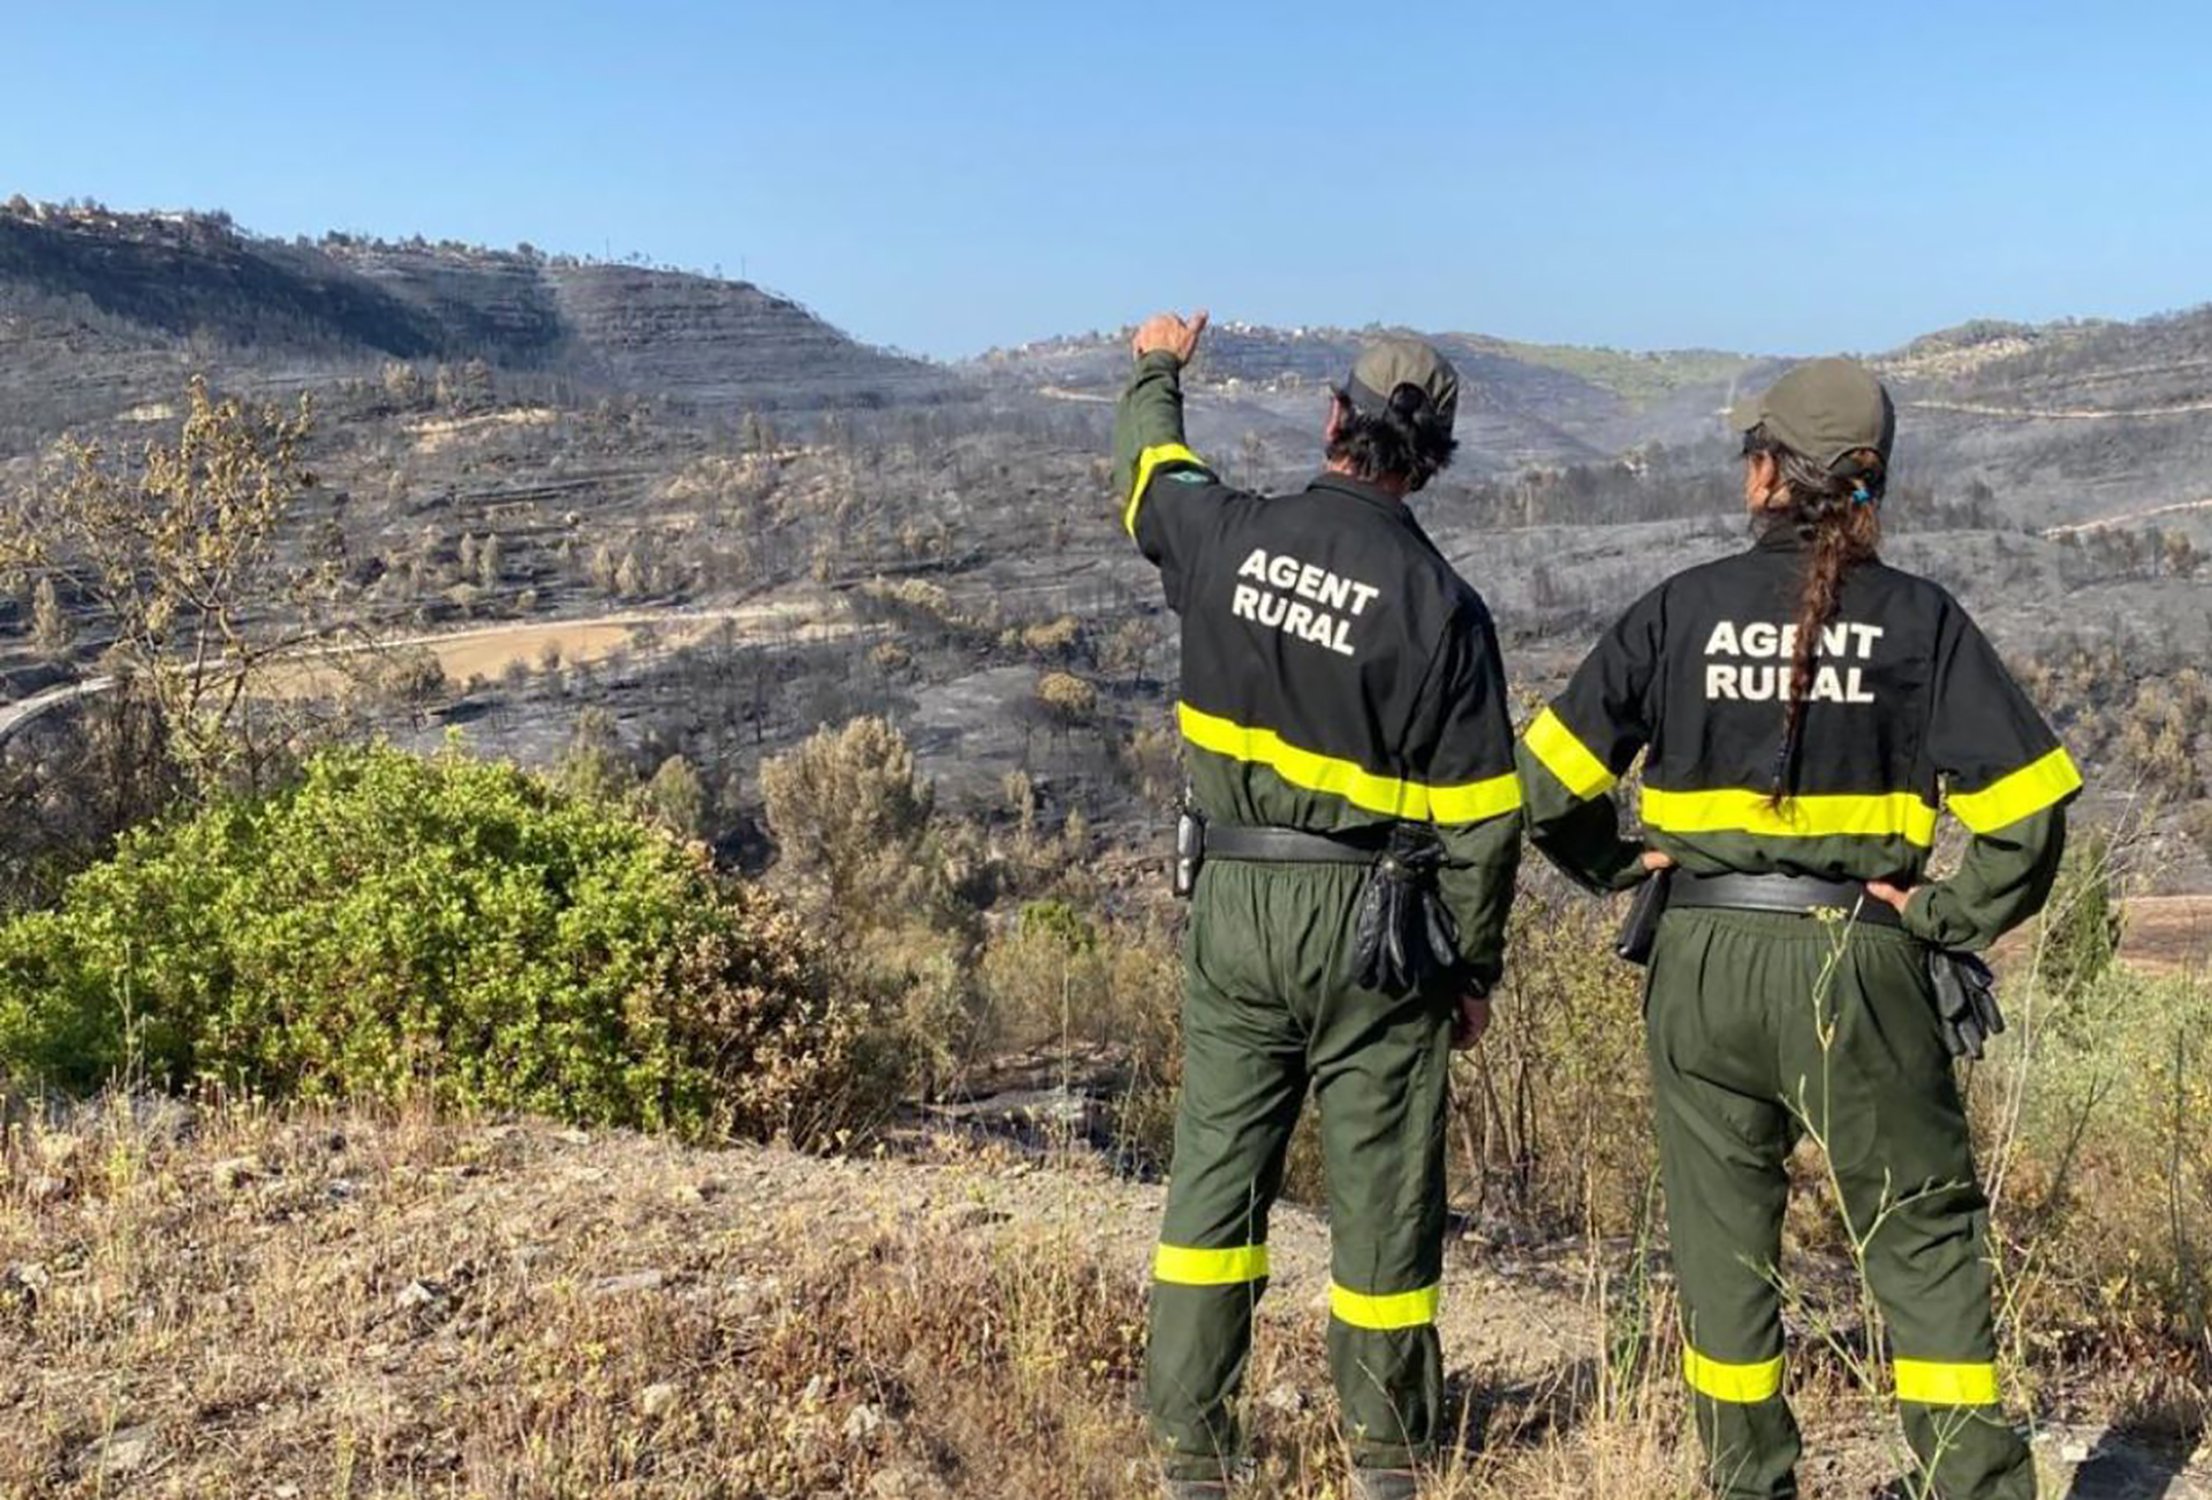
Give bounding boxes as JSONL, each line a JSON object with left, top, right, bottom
{"left": 1946, "top": 748, "right": 2082, "bottom": 834}
{"left": 1682, "top": 1346, "right": 1785, "bottom": 1404}
{"left": 1641, "top": 786, "right": 1939, "bottom": 847}
{"left": 1894, "top": 1358, "right": 2000, "bottom": 1406}
{"left": 1330, "top": 1282, "right": 1440, "bottom": 1330}
{"left": 1522, "top": 706, "right": 1616, "bottom": 800}
{"left": 1178, "top": 702, "right": 1523, "bottom": 825}
{"left": 1123, "top": 442, "right": 1210, "bottom": 535}
{"left": 1153, "top": 1243, "right": 1270, "bottom": 1286}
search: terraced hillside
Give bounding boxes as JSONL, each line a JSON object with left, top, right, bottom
{"left": 0, "top": 203, "right": 961, "bottom": 454}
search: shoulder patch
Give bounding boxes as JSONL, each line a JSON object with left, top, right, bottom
{"left": 1167, "top": 470, "right": 1212, "bottom": 485}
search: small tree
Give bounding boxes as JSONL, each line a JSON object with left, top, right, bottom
{"left": 2038, "top": 826, "right": 2124, "bottom": 1001}
{"left": 588, "top": 543, "right": 619, "bottom": 595}
{"left": 0, "top": 377, "right": 357, "bottom": 795}
{"left": 1036, "top": 671, "right": 1099, "bottom": 727}
{"left": 29, "top": 575, "right": 73, "bottom": 662}
{"left": 557, "top": 707, "right": 635, "bottom": 806}
{"left": 369, "top": 647, "right": 448, "bottom": 720}
{"left": 1102, "top": 617, "right": 1156, "bottom": 688}
{"left": 761, "top": 716, "right": 935, "bottom": 912}
{"left": 641, "top": 754, "right": 709, "bottom": 840}
{"left": 380, "top": 362, "right": 427, "bottom": 407}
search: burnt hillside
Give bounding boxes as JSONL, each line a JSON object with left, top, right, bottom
{"left": 0, "top": 203, "right": 963, "bottom": 452}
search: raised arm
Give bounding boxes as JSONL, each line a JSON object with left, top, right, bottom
{"left": 1113, "top": 310, "right": 1216, "bottom": 554}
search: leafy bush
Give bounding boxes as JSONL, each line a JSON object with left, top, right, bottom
{"left": 1996, "top": 963, "right": 2212, "bottom": 1342}
{"left": 1034, "top": 671, "right": 1100, "bottom": 725}
{"left": 761, "top": 716, "right": 935, "bottom": 910}
{"left": 0, "top": 743, "right": 892, "bottom": 1143}
{"left": 2035, "top": 826, "right": 2125, "bottom": 1001}
{"left": 976, "top": 903, "right": 1131, "bottom": 1054}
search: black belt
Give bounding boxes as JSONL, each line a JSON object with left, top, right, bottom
{"left": 1667, "top": 870, "right": 1904, "bottom": 929}
{"left": 1201, "top": 823, "right": 1388, "bottom": 865}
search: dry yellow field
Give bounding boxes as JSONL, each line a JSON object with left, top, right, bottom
{"left": 271, "top": 599, "right": 862, "bottom": 699}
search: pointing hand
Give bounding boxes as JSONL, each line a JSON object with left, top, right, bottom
{"left": 1132, "top": 309, "right": 1210, "bottom": 367}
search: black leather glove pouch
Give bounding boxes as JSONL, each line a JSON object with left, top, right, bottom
{"left": 1352, "top": 829, "right": 1460, "bottom": 996}
{"left": 1929, "top": 949, "right": 2004, "bottom": 1060}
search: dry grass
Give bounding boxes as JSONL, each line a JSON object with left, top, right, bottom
{"left": 0, "top": 1097, "right": 2178, "bottom": 1498}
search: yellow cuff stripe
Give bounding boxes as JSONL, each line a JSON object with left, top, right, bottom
{"left": 1330, "top": 1281, "right": 1440, "bottom": 1331}
{"left": 1894, "top": 1358, "right": 2000, "bottom": 1407}
{"left": 1522, "top": 707, "right": 1617, "bottom": 800}
{"left": 1123, "top": 442, "right": 1210, "bottom": 536}
{"left": 1946, "top": 748, "right": 2083, "bottom": 835}
{"left": 1179, "top": 702, "right": 1524, "bottom": 826}
{"left": 1682, "top": 1346, "right": 1785, "bottom": 1404}
{"left": 1154, "top": 1243, "right": 1270, "bottom": 1287}
{"left": 1641, "top": 786, "right": 1939, "bottom": 847}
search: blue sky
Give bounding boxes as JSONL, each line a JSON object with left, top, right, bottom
{"left": 6, "top": 2, "right": 2211, "bottom": 359}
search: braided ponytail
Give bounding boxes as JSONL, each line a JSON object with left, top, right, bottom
{"left": 1750, "top": 427, "right": 1886, "bottom": 803}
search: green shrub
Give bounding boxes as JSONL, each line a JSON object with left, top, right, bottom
{"left": 977, "top": 910, "right": 1160, "bottom": 1057}
{"left": 0, "top": 743, "right": 892, "bottom": 1144}
{"left": 1995, "top": 964, "right": 2212, "bottom": 1341}
{"left": 2035, "top": 826, "right": 2124, "bottom": 1001}
{"left": 1017, "top": 898, "right": 1096, "bottom": 952}
{"left": 760, "top": 715, "right": 936, "bottom": 913}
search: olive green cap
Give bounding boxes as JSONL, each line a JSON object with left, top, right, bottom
{"left": 1346, "top": 336, "right": 1459, "bottom": 437}
{"left": 1730, "top": 357, "right": 1895, "bottom": 470}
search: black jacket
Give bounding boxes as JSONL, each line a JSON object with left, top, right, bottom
{"left": 1114, "top": 351, "right": 1521, "bottom": 990}
{"left": 1519, "top": 525, "right": 2080, "bottom": 949}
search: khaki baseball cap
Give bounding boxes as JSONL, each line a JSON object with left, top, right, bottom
{"left": 1730, "top": 357, "right": 1895, "bottom": 470}
{"left": 1346, "top": 337, "right": 1459, "bottom": 437}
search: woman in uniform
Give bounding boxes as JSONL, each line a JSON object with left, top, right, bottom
{"left": 1517, "top": 357, "right": 2078, "bottom": 1500}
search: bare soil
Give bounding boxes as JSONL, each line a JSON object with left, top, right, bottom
{"left": 2119, "top": 896, "right": 2212, "bottom": 976}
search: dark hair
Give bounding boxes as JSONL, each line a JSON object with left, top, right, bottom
{"left": 1326, "top": 382, "right": 1457, "bottom": 490}
{"left": 1744, "top": 425, "right": 1888, "bottom": 803}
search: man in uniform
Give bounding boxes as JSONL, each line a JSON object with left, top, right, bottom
{"left": 1518, "top": 358, "right": 2076, "bottom": 1498}
{"left": 1116, "top": 310, "right": 1522, "bottom": 1499}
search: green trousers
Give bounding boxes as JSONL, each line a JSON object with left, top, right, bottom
{"left": 1646, "top": 909, "right": 2036, "bottom": 1500}
{"left": 1146, "top": 861, "right": 1453, "bottom": 1482}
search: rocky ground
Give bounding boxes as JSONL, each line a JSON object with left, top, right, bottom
{"left": 0, "top": 1102, "right": 2200, "bottom": 1498}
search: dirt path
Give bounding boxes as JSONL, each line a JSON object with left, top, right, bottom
{"left": 281, "top": 595, "right": 861, "bottom": 694}
{"left": 2119, "top": 894, "right": 2212, "bottom": 975}
{"left": 0, "top": 595, "right": 861, "bottom": 742}
{"left": 2043, "top": 497, "right": 2212, "bottom": 537}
